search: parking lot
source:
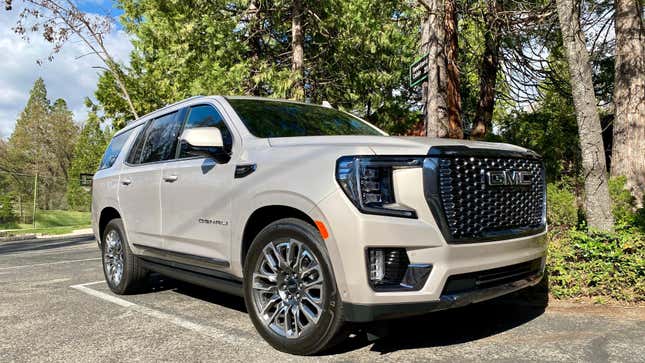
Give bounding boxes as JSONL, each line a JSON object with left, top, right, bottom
{"left": 1, "top": 236, "right": 643, "bottom": 362}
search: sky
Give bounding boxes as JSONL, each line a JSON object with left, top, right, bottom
{"left": 0, "top": 0, "right": 132, "bottom": 139}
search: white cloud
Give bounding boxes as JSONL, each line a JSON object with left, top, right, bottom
{"left": 0, "top": 7, "right": 133, "bottom": 138}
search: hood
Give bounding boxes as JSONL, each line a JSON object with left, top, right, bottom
{"left": 267, "top": 135, "right": 533, "bottom": 156}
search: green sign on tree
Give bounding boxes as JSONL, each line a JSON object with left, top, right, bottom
{"left": 409, "top": 53, "right": 429, "bottom": 87}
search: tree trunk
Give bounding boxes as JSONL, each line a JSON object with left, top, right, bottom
{"left": 611, "top": 0, "right": 645, "bottom": 206}
{"left": 444, "top": 0, "right": 464, "bottom": 139}
{"left": 420, "top": 0, "right": 449, "bottom": 137}
{"left": 556, "top": 0, "right": 614, "bottom": 231}
{"left": 246, "top": 0, "right": 263, "bottom": 96}
{"left": 471, "top": 0, "right": 500, "bottom": 140}
{"left": 291, "top": 0, "right": 305, "bottom": 101}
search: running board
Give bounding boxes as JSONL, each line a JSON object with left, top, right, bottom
{"left": 140, "top": 257, "right": 243, "bottom": 297}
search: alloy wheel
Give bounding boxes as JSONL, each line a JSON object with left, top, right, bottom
{"left": 251, "top": 238, "right": 325, "bottom": 339}
{"left": 104, "top": 229, "right": 124, "bottom": 286}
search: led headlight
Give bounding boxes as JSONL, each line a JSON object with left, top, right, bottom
{"left": 336, "top": 156, "right": 423, "bottom": 218}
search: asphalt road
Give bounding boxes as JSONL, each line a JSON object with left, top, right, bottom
{"left": 1, "top": 236, "right": 643, "bottom": 362}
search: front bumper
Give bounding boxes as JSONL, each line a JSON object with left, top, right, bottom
{"left": 343, "top": 266, "right": 544, "bottom": 322}
{"left": 310, "top": 174, "right": 548, "bottom": 319}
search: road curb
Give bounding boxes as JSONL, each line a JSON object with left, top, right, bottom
{"left": 0, "top": 233, "right": 95, "bottom": 244}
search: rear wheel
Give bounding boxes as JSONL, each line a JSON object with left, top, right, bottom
{"left": 244, "top": 218, "right": 346, "bottom": 355}
{"left": 101, "top": 218, "right": 147, "bottom": 294}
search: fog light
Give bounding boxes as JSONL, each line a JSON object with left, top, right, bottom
{"left": 369, "top": 249, "right": 385, "bottom": 281}
{"left": 367, "top": 248, "right": 409, "bottom": 287}
{"left": 367, "top": 248, "right": 432, "bottom": 291}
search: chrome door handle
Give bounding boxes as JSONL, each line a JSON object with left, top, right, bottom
{"left": 121, "top": 179, "right": 132, "bottom": 186}
{"left": 163, "top": 175, "right": 178, "bottom": 183}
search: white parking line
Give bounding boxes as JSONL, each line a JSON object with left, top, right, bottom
{"left": 0, "top": 258, "right": 101, "bottom": 270}
{"left": 70, "top": 281, "right": 261, "bottom": 347}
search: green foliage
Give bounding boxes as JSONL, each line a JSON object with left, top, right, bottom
{"left": 96, "top": 0, "right": 422, "bottom": 132}
{"left": 547, "top": 181, "right": 578, "bottom": 228}
{"left": 609, "top": 176, "right": 645, "bottom": 231}
{"left": 21, "top": 210, "right": 91, "bottom": 229}
{"left": 547, "top": 227, "right": 645, "bottom": 302}
{"left": 0, "top": 193, "right": 16, "bottom": 225}
{"left": 0, "top": 209, "right": 90, "bottom": 232}
{"left": 66, "top": 112, "right": 109, "bottom": 211}
{"left": 497, "top": 88, "right": 581, "bottom": 181}
{"left": 4, "top": 78, "right": 79, "bottom": 211}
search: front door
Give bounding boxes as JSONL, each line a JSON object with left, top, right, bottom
{"left": 160, "top": 104, "right": 236, "bottom": 265}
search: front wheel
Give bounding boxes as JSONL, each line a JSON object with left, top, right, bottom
{"left": 243, "top": 218, "right": 346, "bottom": 355}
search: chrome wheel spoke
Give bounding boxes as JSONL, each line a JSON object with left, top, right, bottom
{"left": 268, "top": 303, "right": 287, "bottom": 329}
{"left": 299, "top": 297, "right": 322, "bottom": 324}
{"left": 285, "top": 305, "right": 301, "bottom": 338}
{"left": 302, "top": 275, "right": 323, "bottom": 289}
{"left": 259, "top": 294, "right": 281, "bottom": 316}
{"left": 252, "top": 273, "right": 278, "bottom": 292}
{"left": 267, "top": 243, "right": 289, "bottom": 270}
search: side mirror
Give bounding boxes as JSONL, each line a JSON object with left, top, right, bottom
{"left": 179, "top": 127, "right": 230, "bottom": 164}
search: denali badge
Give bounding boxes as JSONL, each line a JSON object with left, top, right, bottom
{"left": 198, "top": 218, "right": 229, "bottom": 226}
{"left": 485, "top": 170, "right": 532, "bottom": 187}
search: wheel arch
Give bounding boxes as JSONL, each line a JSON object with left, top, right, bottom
{"left": 98, "top": 206, "right": 121, "bottom": 245}
{"left": 240, "top": 205, "right": 317, "bottom": 268}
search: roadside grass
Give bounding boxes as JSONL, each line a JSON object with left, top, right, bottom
{"left": 0, "top": 210, "right": 91, "bottom": 236}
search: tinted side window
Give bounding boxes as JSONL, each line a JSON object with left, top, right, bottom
{"left": 99, "top": 129, "right": 133, "bottom": 170}
{"left": 179, "top": 105, "right": 232, "bottom": 158}
{"left": 138, "top": 112, "right": 181, "bottom": 164}
{"left": 126, "top": 125, "right": 146, "bottom": 164}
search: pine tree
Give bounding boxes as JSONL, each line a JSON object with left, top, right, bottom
{"left": 6, "top": 78, "right": 79, "bottom": 210}
{"left": 66, "top": 111, "right": 108, "bottom": 211}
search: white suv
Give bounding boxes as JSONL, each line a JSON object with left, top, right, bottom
{"left": 92, "top": 96, "right": 547, "bottom": 355}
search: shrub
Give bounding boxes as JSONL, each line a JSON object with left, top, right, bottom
{"left": 609, "top": 176, "right": 645, "bottom": 232}
{"left": 546, "top": 181, "right": 578, "bottom": 228}
{"left": 0, "top": 194, "right": 16, "bottom": 225}
{"left": 547, "top": 226, "right": 645, "bottom": 302}
{"left": 609, "top": 176, "right": 634, "bottom": 223}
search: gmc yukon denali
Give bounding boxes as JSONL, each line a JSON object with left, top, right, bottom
{"left": 92, "top": 96, "right": 547, "bottom": 355}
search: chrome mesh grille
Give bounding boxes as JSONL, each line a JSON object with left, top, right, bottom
{"left": 438, "top": 156, "right": 545, "bottom": 241}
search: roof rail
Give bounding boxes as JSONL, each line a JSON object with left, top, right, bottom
{"left": 159, "top": 95, "right": 205, "bottom": 112}
{"left": 126, "top": 95, "right": 205, "bottom": 125}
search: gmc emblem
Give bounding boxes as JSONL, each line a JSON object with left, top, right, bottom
{"left": 485, "top": 170, "right": 532, "bottom": 187}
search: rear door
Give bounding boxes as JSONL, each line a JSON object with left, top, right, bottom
{"left": 118, "top": 111, "right": 183, "bottom": 248}
{"left": 160, "top": 104, "right": 236, "bottom": 265}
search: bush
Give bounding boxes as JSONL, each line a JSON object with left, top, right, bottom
{"left": 609, "top": 176, "right": 645, "bottom": 231}
{"left": 547, "top": 181, "right": 578, "bottom": 228}
{"left": 0, "top": 194, "right": 16, "bottom": 225}
{"left": 547, "top": 226, "right": 645, "bottom": 302}
{"left": 609, "top": 176, "right": 634, "bottom": 223}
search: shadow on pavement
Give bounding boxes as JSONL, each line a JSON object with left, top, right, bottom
{"left": 0, "top": 235, "right": 94, "bottom": 254}
{"left": 140, "top": 272, "right": 548, "bottom": 355}
{"left": 143, "top": 273, "right": 248, "bottom": 314}
{"left": 333, "top": 279, "right": 550, "bottom": 355}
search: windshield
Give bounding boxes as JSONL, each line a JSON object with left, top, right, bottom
{"left": 226, "top": 99, "right": 383, "bottom": 138}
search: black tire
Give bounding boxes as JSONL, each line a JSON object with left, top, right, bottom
{"left": 101, "top": 218, "right": 147, "bottom": 294}
{"left": 243, "top": 218, "right": 346, "bottom": 355}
